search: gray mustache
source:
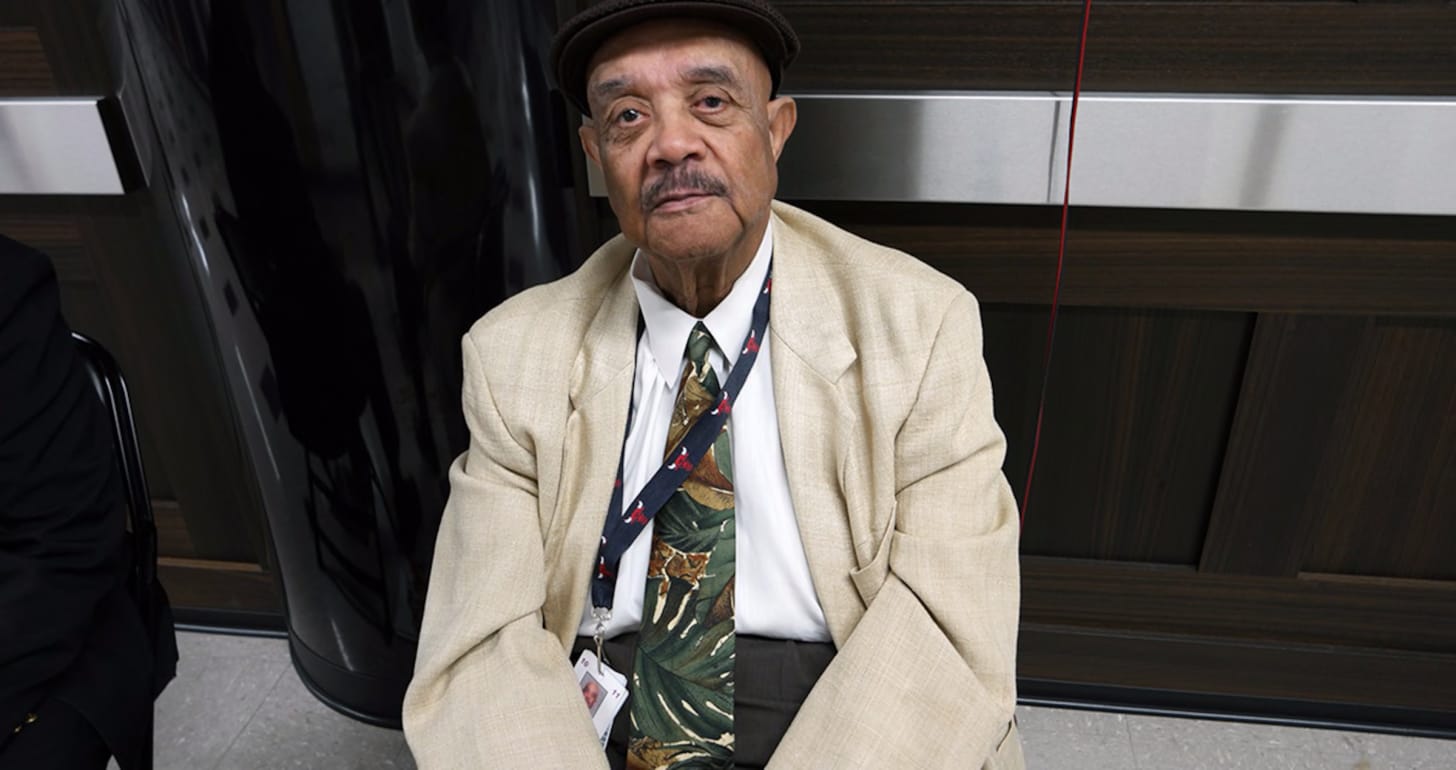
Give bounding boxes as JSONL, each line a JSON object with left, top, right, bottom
{"left": 643, "top": 169, "right": 728, "bottom": 209}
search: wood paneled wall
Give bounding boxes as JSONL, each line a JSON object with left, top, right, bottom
{"left": 783, "top": 1, "right": 1456, "bottom": 725}
{"left": 0, "top": 26, "right": 54, "bottom": 93}
{"left": 807, "top": 198, "right": 1456, "bottom": 719}
{"left": 780, "top": 1, "right": 1456, "bottom": 95}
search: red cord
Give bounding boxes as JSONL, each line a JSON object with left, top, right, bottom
{"left": 1020, "top": 0, "right": 1093, "bottom": 526}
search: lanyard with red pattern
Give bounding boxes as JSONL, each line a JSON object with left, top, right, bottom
{"left": 589, "top": 264, "right": 772, "bottom": 635}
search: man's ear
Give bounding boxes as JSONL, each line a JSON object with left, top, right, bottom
{"left": 766, "top": 96, "right": 797, "bottom": 161}
{"left": 579, "top": 121, "right": 602, "bottom": 167}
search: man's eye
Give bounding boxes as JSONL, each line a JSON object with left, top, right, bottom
{"left": 616, "top": 108, "right": 641, "bottom": 124}
{"left": 701, "top": 96, "right": 724, "bottom": 109}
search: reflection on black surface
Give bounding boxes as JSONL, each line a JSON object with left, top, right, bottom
{"left": 208, "top": 1, "right": 402, "bottom": 639}
{"left": 115, "top": 0, "right": 579, "bottom": 724}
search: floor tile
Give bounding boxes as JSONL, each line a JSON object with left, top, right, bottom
{"left": 1021, "top": 723, "right": 1138, "bottom": 770}
{"left": 1345, "top": 731, "right": 1456, "bottom": 770}
{"left": 1126, "top": 714, "right": 1456, "bottom": 770}
{"left": 1254, "top": 748, "right": 1365, "bottom": 770}
{"left": 136, "top": 631, "right": 1455, "bottom": 770}
{"left": 151, "top": 638, "right": 290, "bottom": 770}
{"left": 175, "top": 630, "right": 287, "bottom": 661}
{"left": 214, "top": 665, "right": 409, "bottom": 770}
{"left": 395, "top": 740, "right": 419, "bottom": 769}
{"left": 1133, "top": 737, "right": 1334, "bottom": 770}
{"left": 1018, "top": 705, "right": 1133, "bottom": 739}
{"left": 1127, "top": 713, "right": 1349, "bottom": 758}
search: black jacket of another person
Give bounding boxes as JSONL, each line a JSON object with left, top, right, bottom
{"left": 0, "top": 235, "right": 170, "bottom": 768}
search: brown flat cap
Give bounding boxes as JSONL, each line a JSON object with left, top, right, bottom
{"left": 551, "top": 0, "right": 800, "bottom": 116}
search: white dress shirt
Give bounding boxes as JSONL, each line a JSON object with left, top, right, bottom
{"left": 576, "top": 221, "right": 831, "bottom": 642}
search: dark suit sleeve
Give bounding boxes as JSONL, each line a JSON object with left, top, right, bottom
{"left": 0, "top": 236, "right": 125, "bottom": 734}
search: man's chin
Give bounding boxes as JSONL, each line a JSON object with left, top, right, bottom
{"left": 642, "top": 210, "right": 740, "bottom": 262}
{"left": 642, "top": 235, "right": 738, "bottom": 265}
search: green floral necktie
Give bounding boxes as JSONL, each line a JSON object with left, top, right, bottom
{"left": 628, "top": 322, "right": 736, "bottom": 769}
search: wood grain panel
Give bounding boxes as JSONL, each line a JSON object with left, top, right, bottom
{"left": 0, "top": 214, "right": 88, "bottom": 279}
{"left": 1199, "top": 314, "right": 1366, "bottom": 577}
{"left": 1020, "top": 624, "right": 1456, "bottom": 717}
{"left": 19, "top": 0, "right": 114, "bottom": 94}
{"left": 1300, "top": 317, "right": 1456, "bottom": 581}
{"left": 792, "top": 201, "right": 1456, "bottom": 315}
{"left": 984, "top": 304, "right": 1251, "bottom": 564}
{"left": 0, "top": 27, "right": 53, "bottom": 94}
{"left": 776, "top": 2, "right": 1456, "bottom": 95}
{"left": 1022, "top": 556, "right": 1456, "bottom": 654}
{"left": 154, "top": 499, "right": 195, "bottom": 557}
{"left": 158, "top": 559, "right": 280, "bottom": 614}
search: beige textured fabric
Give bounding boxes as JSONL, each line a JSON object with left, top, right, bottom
{"left": 403, "top": 201, "right": 1023, "bottom": 769}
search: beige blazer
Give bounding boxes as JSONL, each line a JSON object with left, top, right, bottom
{"left": 403, "top": 201, "right": 1023, "bottom": 769}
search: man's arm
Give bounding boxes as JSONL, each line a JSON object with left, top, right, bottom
{"left": 0, "top": 241, "right": 125, "bottom": 735}
{"left": 772, "top": 291, "right": 1021, "bottom": 768}
{"left": 402, "top": 333, "right": 606, "bottom": 768}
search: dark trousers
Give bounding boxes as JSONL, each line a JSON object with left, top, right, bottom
{"left": 571, "top": 633, "right": 837, "bottom": 770}
{"left": 0, "top": 698, "right": 110, "bottom": 770}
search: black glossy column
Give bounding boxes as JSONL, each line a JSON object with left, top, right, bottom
{"left": 114, "top": 0, "right": 580, "bottom": 725}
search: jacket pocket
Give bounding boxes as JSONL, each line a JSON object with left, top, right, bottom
{"left": 982, "top": 718, "right": 1024, "bottom": 770}
{"left": 847, "top": 505, "right": 894, "bottom": 606}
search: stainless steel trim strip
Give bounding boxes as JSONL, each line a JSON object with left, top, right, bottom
{"left": 583, "top": 92, "right": 1456, "bottom": 216}
{"left": 0, "top": 98, "right": 128, "bottom": 195}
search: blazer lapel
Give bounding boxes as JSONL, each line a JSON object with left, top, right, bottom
{"left": 768, "top": 208, "right": 865, "bottom": 645}
{"left": 543, "top": 249, "right": 639, "bottom": 648}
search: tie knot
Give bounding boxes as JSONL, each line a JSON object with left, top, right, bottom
{"left": 685, "top": 322, "right": 717, "bottom": 373}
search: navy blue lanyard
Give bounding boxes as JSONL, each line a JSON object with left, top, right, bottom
{"left": 590, "top": 264, "right": 773, "bottom": 617}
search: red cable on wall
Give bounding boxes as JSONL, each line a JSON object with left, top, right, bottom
{"left": 1020, "top": 0, "right": 1094, "bottom": 525}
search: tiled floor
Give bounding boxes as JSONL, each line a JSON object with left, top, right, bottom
{"left": 136, "top": 632, "right": 414, "bottom": 770}
{"left": 139, "top": 631, "right": 1453, "bottom": 769}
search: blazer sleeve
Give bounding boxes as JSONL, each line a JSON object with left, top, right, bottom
{"left": 770, "top": 291, "right": 1021, "bottom": 768}
{"left": 402, "top": 333, "right": 607, "bottom": 768}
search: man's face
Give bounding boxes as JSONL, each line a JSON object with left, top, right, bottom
{"left": 578, "top": 19, "right": 796, "bottom": 267}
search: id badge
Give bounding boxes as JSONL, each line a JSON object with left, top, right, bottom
{"left": 573, "top": 649, "right": 629, "bottom": 747}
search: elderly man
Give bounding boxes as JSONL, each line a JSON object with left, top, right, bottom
{"left": 403, "top": 1, "right": 1022, "bottom": 767}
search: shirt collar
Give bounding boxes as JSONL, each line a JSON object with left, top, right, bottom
{"left": 630, "top": 219, "right": 773, "bottom": 386}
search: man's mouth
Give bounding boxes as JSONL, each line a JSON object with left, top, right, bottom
{"left": 643, "top": 169, "right": 728, "bottom": 213}
{"left": 651, "top": 189, "right": 716, "bottom": 212}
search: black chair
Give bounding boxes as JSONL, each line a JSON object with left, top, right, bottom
{"left": 71, "top": 332, "right": 174, "bottom": 770}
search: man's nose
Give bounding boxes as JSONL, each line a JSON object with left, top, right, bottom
{"left": 646, "top": 107, "right": 706, "bottom": 168}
